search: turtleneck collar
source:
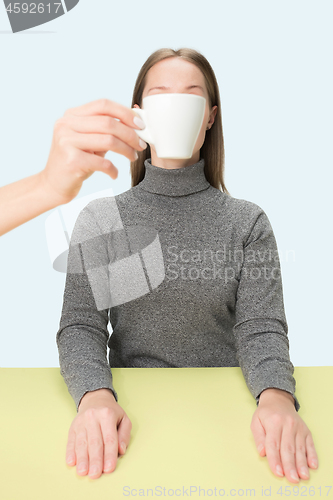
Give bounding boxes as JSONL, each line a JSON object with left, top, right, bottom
{"left": 137, "top": 157, "right": 211, "bottom": 197}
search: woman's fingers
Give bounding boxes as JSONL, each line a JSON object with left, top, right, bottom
{"left": 99, "top": 409, "right": 120, "bottom": 473}
{"left": 65, "top": 390, "right": 132, "bottom": 480}
{"left": 84, "top": 409, "right": 106, "bottom": 479}
{"left": 74, "top": 426, "right": 89, "bottom": 476}
{"left": 63, "top": 130, "right": 143, "bottom": 162}
{"left": 64, "top": 114, "right": 146, "bottom": 154}
{"left": 64, "top": 98, "right": 141, "bottom": 128}
{"left": 68, "top": 147, "right": 119, "bottom": 180}
{"left": 63, "top": 98, "right": 147, "bottom": 151}
{"left": 41, "top": 98, "right": 147, "bottom": 206}
{"left": 250, "top": 413, "right": 267, "bottom": 457}
{"left": 42, "top": 98, "right": 148, "bottom": 205}
{"left": 56, "top": 113, "right": 147, "bottom": 163}
{"left": 68, "top": 408, "right": 119, "bottom": 479}
{"left": 263, "top": 418, "right": 285, "bottom": 479}
{"left": 295, "top": 430, "right": 310, "bottom": 480}
{"left": 66, "top": 426, "right": 77, "bottom": 467}
{"left": 117, "top": 414, "right": 132, "bottom": 456}
{"left": 251, "top": 398, "right": 319, "bottom": 484}
{"left": 305, "top": 431, "right": 319, "bottom": 469}
{"left": 281, "top": 422, "right": 308, "bottom": 483}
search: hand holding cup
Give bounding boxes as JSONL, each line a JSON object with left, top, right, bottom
{"left": 40, "top": 98, "right": 148, "bottom": 205}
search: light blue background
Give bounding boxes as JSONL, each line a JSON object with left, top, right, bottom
{"left": 0, "top": 0, "right": 332, "bottom": 368}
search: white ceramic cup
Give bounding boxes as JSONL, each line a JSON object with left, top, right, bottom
{"left": 132, "top": 93, "right": 206, "bottom": 159}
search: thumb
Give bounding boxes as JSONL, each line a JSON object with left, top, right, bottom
{"left": 251, "top": 413, "right": 267, "bottom": 457}
{"left": 84, "top": 150, "right": 118, "bottom": 179}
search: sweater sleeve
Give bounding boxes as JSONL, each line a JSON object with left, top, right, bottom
{"left": 233, "top": 209, "right": 300, "bottom": 412}
{"left": 56, "top": 204, "right": 118, "bottom": 413}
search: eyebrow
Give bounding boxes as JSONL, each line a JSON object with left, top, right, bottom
{"left": 147, "top": 85, "right": 204, "bottom": 94}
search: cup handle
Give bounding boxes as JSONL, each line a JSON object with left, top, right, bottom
{"left": 131, "top": 108, "right": 154, "bottom": 146}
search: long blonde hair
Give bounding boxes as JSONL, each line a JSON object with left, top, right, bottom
{"left": 130, "top": 47, "right": 230, "bottom": 196}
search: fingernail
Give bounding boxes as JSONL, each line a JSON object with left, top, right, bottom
{"left": 301, "top": 466, "right": 309, "bottom": 478}
{"left": 90, "top": 466, "right": 99, "bottom": 475}
{"left": 133, "top": 116, "right": 145, "bottom": 129}
{"left": 311, "top": 459, "right": 318, "bottom": 468}
{"left": 78, "top": 464, "right": 87, "bottom": 473}
{"left": 290, "top": 470, "right": 299, "bottom": 481}
{"left": 67, "top": 455, "right": 74, "bottom": 465}
{"left": 139, "top": 138, "right": 147, "bottom": 149}
{"left": 121, "top": 442, "right": 127, "bottom": 453}
{"left": 134, "top": 151, "right": 138, "bottom": 160}
{"left": 104, "top": 461, "right": 113, "bottom": 471}
{"left": 276, "top": 465, "right": 284, "bottom": 476}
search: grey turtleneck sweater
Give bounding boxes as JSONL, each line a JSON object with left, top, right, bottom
{"left": 56, "top": 157, "right": 300, "bottom": 413}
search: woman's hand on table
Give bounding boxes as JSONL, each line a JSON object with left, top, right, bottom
{"left": 250, "top": 388, "right": 318, "bottom": 483}
{"left": 40, "top": 98, "right": 148, "bottom": 206}
{"left": 65, "top": 388, "right": 132, "bottom": 480}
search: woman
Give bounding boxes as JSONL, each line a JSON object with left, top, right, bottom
{"left": 56, "top": 48, "right": 318, "bottom": 482}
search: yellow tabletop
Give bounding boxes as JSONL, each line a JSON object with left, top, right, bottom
{"left": 0, "top": 366, "right": 331, "bottom": 500}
